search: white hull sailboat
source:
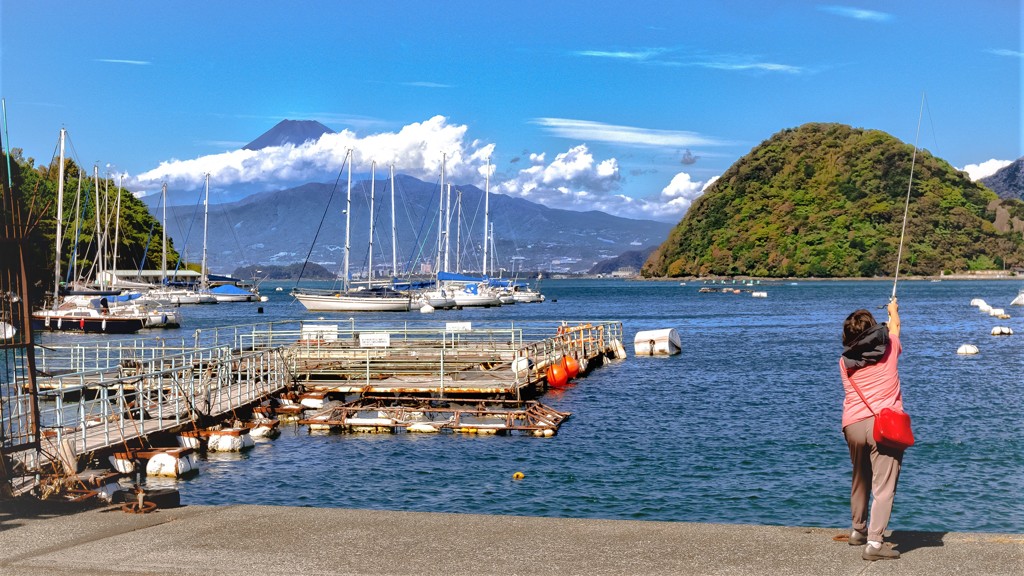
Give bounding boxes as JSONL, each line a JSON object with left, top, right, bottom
{"left": 294, "top": 155, "right": 412, "bottom": 313}
{"left": 294, "top": 287, "right": 411, "bottom": 312}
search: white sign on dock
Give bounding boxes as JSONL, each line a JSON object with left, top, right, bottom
{"left": 301, "top": 324, "right": 338, "bottom": 342}
{"left": 446, "top": 322, "right": 472, "bottom": 332}
{"left": 359, "top": 332, "right": 391, "bottom": 347}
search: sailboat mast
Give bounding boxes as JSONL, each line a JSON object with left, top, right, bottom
{"left": 390, "top": 163, "right": 397, "bottom": 277}
{"left": 201, "top": 173, "right": 209, "bottom": 288}
{"left": 112, "top": 174, "right": 122, "bottom": 282}
{"left": 438, "top": 152, "right": 445, "bottom": 274}
{"left": 92, "top": 166, "right": 102, "bottom": 289}
{"left": 70, "top": 173, "right": 82, "bottom": 285}
{"left": 455, "top": 189, "right": 462, "bottom": 272}
{"left": 344, "top": 150, "right": 352, "bottom": 292}
{"left": 161, "top": 182, "right": 167, "bottom": 285}
{"left": 52, "top": 128, "right": 66, "bottom": 309}
{"left": 483, "top": 157, "right": 490, "bottom": 277}
{"left": 368, "top": 161, "right": 375, "bottom": 287}
{"left": 444, "top": 183, "right": 451, "bottom": 273}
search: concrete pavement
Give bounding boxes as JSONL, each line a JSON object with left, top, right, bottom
{"left": 1, "top": 503, "right": 1021, "bottom": 575}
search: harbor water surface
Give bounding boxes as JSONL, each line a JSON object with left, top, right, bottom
{"left": 63, "top": 279, "right": 1023, "bottom": 534}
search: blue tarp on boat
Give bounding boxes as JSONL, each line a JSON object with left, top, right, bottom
{"left": 210, "top": 284, "right": 253, "bottom": 295}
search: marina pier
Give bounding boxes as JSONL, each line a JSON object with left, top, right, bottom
{"left": 5, "top": 318, "right": 624, "bottom": 497}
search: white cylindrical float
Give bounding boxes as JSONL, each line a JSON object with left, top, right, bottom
{"left": 299, "top": 392, "right": 326, "bottom": 410}
{"left": 956, "top": 344, "right": 980, "bottom": 355}
{"left": 206, "top": 428, "right": 255, "bottom": 452}
{"left": 633, "top": 329, "right": 682, "bottom": 356}
{"left": 176, "top": 431, "right": 203, "bottom": 450}
{"left": 990, "top": 326, "right": 1014, "bottom": 336}
{"left": 407, "top": 422, "right": 440, "bottom": 433}
{"left": 970, "top": 298, "right": 987, "bottom": 307}
{"left": 248, "top": 419, "right": 280, "bottom": 439}
{"left": 146, "top": 449, "right": 198, "bottom": 478}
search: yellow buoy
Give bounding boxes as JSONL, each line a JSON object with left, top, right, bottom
{"left": 512, "top": 471, "right": 525, "bottom": 480}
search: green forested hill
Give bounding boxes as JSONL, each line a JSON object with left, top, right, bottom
{"left": 642, "top": 123, "right": 1024, "bottom": 278}
{"left": 2, "top": 149, "right": 179, "bottom": 301}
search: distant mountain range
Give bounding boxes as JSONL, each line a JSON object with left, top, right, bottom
{"left": 980, "top": 157, "right": 1024, "bottom": 200}
{"left": 154, "top": 119, "right": 670, "bottom": 275}
{"left": 163, "top": 174, "right": 669, "bottom": 275}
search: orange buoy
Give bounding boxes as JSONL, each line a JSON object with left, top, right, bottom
{"left": 546, "top": 362, "right": 568, "bottom": 387}
{"left": 562, "top": 355, "right": 580, "bottom": 379}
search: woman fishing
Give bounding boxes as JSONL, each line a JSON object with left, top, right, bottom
{"left": 839, "top": 297, "right": 904, "bottom": 561}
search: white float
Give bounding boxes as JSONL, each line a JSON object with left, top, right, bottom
{"left": 979, "top": 303, "right": 993, "bottom": 313}
{"left": 176, "top": 432, "right": 203, "bottom": 450}
{"left": 956, "top": 344, "right": 980, "bottom": 355}
{"left": 145, "top": 450, "right": 198, "bottom": 478}
{"left": 419, "top": 303, "right": 435, "bottom": 313}
{"left": 248, "top": 419, "right": 280, "bottom": 438}
{"left": 751, "top": 291, "right": 768, "bottom": 298}
{"left": 406, "top": 422, "right": 440, "bottom": 433}
{"left": 988, "top": 308, "right": 1006, "bottom": 317}
{"left": 299, "top": 392, "right": 326, "bottom": 410}
{"left": 970, "top": 298, "right": 987, "bottom": 307}
{"left": 633, "top": 329, "right": 682, "bottom": 356}
{"left": 206, "top": 428, "right": 255, "bottom": 452}
{"left": 109, "top": 454, "right": 137, "bottom": 474}
{"left": 990, "top": 326, "right": 1014, "bottom": 336}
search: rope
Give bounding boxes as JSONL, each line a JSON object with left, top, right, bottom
{"left": 294, "top": 149, "right": 350, "bottom": 288}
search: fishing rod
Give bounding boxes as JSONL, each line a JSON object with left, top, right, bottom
{"left": 886, "top": 93, "right": 926, "bottom": 305}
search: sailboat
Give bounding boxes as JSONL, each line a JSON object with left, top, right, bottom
{"left": 143, "top": 177, "right": 217, "bottom": 305}
{"left": 31, "top": 129, "right": 146, "bottom": 333}
{"left": 293, "top": 154, "right": 412, "bottom": 312}
{"left": 438, "top": 157, "right": 501, "bottom": 307}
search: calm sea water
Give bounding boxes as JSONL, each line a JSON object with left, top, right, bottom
{"left": 63, "top": 279, "right": 1024, "bottom": 533}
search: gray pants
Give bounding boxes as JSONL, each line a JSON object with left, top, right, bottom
{"left": 843, "top": 417, "right": 904, "bottom": 542}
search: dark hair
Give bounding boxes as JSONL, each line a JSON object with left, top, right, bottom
{"left": 843, "top": 309, "right": 877, "bottom": 346}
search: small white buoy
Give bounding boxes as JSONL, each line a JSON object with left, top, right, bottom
{"left": 956, "top": 344, "right": 980, "bottom": 355}
{"left": 407, "top": 422, "right": 439, "bottom": 433}
{"left": 0, "top": 321, "right": 15, "bottom": 340}
{"left": 751, "top": 291, "right": 768, "bottom": 298}
{"left": 419, "top": 303, "right": 435, "bottom": 313}
{"left": 259, "top": 295, "right": 269, "bottom": 302}
{"left": 970, "top": 298, "right": 987, "bottom": 307}
{"left": 988, "top": 308, "right": 1006, "bottom": 317}
{"left": 275, "top": 287, "right": 283, "bottom": 292}
{"left": 978, "top": 303, "right": 993, "bottom": 313}
{"left": 990, "top": 326, "right": 1014, "bottom": 336}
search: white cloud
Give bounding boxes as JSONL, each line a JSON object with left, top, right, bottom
{"left": 129, "top": 115, "right": 492, "bottom": 193}
{"left": 962, "top": 159, "right": 1012, "bottom": 181}
{"left": 988, "top": 48, "right": 1024, "bottom": 58}
{"left": 818, "top": 6, "right": 893, "bottom": 22}
{"left": 95, "top": 58, "right": 152, "bottom": 65}
{"left": 130, "top": 115, "right": 720, "bottom": 223}
{"left": 497, "top": 146, "right": 717, "bottom": 222}
{"left": 697, "top": 61, "right": 802, "bottom": 74}
{"left": 534, "top": 118, "right": 731, "bottom": 148}
{"left": 574, "top": 49, "right": 667, "bottom": 61}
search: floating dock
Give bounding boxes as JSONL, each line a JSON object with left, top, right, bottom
{"left": 6, "top": 319, "right": 624, "bottom": 497}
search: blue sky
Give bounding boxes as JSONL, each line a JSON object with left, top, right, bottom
{"left": 1, "top": 1, "right": 1020, "bottom": 222}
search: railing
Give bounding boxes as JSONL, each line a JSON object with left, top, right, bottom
{"left": 268, "top": 320, "right": 624, "bottom": 399}
{"left": 33, "top": 345, "right": 291, "bottom": 463}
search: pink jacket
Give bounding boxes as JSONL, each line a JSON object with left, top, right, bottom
{"left": 840, "top": 334, "right": 903, "bottom": 429}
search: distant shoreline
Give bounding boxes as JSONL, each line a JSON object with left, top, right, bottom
{"left": 595, "top": 273, "right": 1022, "bottom": 282}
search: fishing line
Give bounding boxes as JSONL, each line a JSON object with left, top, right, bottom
{"left": 890, "top": 92, "right": 927, "bottom": 301}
